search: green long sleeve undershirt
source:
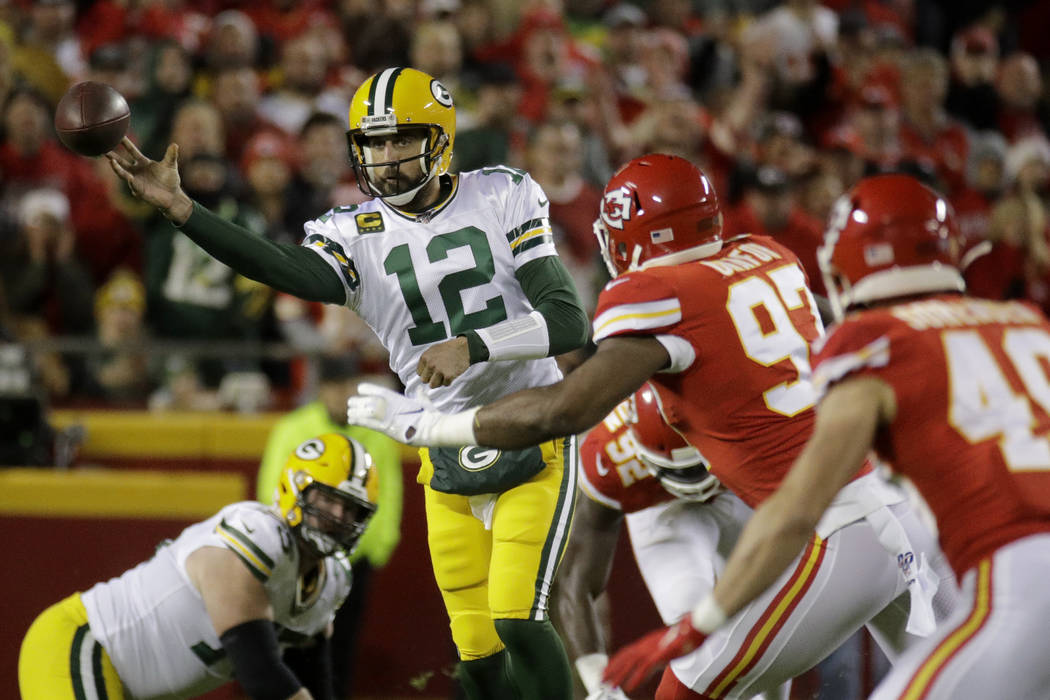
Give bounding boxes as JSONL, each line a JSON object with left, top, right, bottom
{"left": 177, "top": 200, "right": 590, "bottom": 360}
{"left": 178, "top": 201, "right": 347, "bottom": 304}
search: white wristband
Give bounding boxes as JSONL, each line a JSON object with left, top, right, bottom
{"left": 690, "top": 595, "right": 728, "bottom": 634}
{"left": 476, "top": 310, "right": 550, "bottom": 361}
{"left": 575, "top": 652, "right": 608, "bottom": 694}
{"left": 421, "top": 407, "right": 480, "bottom": 446}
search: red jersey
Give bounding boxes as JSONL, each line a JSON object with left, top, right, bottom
{"left": 592, "top": 235, "right": 859, "bottom": 507}
{"left": 813, "top": 295, "right": 1050, "bottom": 576}
{"left": 578, "top": 400, "right": 672, "bottom": 514}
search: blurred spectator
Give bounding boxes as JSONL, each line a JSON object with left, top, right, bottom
{"left": 11, "top": 0, "right": 81, "bottom": 103}
{"left": 241, "top": 130, "right": 301, "bottom": 244}
{"left": 846, "top": 84, "right": 903, "bottom": 173}
{"left": 798, "top": 166, "right": 845, "bottom": 224}
{"left": 725, "top": 167, "right": 827, "bottom": 295}
{"left": 995, "top": 52, "right": 1050, "bottom": 143}
{"left": 212, "top": 65, "right": 282, "bottom": 163}
{"left": 492, "top": 8, "right": 598, "bottom": 124}
{"left": 141, "top": 151, "right": 270, "bottom": 384}
{"left": 82, "top": 268, "right": 155, "bottom": 405}
{"left": 599, "top": 2, "right": 648, "bottom": 120}
{"left": 287, "top": 111, "right": 364, "bottom": 224}
{"left": 524, "top": 119, "right": 603, "bottom": 310}
{"left": 410, "top": 19, "right": 467, "bottom": 106}
{"left": 954, "top": 132, "right": 1017, "bottom": 301}
{"left": 946, "top": 25, "right": 1000, "bottom": 131}
{"left": 168, "top": 97, "right": 226, "bottom": 164}
{"left": 85, "top": 42, "right": 135, "bottom": 101}
{"left": 339, "top": 0, "right": 412, "bottom": 73}
{"left": 0, "top": 189, "right": 94, "bottom": 363}
{"left": 454, "top": 61, "right": 525, "bottom": 172}
{"left": 258, "top": 32, "right": 347, "bottom": 136}
{"left": 202, "top": 10, "right": 259, "bottom": 74}
{"left": 752, "top": 110, "right": 815, "bottom": 181}
{"left": 545, "top": 74, "right": 619, "bottom": 186}
{"left": 130, "top": 40, "right": 194, "bottom": 161}
{"left": 898, "top": 49, "right": 969, "bottom": 194}
{"left": 147, "top": 355, "right": 222, "bottom": 412}
{"left": 742, "top": 0, "right": 836, "bottom": 115}
{"left": 243, "top": 0, "right": 336, "bottom": 46}
{"left": 0, "top": 87, "right": 140, "bottom": 284}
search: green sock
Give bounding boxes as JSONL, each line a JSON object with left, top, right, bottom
{"left": 457, "top": 649, "right": 519, "bottom": 700}
{"left": 495, "top": 619, "right": 573, "bottom": 700}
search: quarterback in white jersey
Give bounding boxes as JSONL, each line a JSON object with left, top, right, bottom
{"left": 300, "top": 165, "right": 563, "bottom": 412}
{"left": 20, "top": 434, "right": 378, "bottom": 700}
{"left": 105, "top": 66, "right": 589, "bottom": 700}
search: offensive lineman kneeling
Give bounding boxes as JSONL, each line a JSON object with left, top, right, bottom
{"left": 19, "top": 434, "right": 379, "bottom": 700}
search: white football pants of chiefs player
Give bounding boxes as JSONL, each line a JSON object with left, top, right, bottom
{"left": 626, "top": 491, "right": 789, "bottom": 700}
{"left": 656, "top": 475, "right": 959, "bottom": 699}
{"left": 871, "top": 532, "right": 1050, "bottom": 700}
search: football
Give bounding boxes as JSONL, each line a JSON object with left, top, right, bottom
{"left": 54, "top": 81, "right": 130, "bottom": 157}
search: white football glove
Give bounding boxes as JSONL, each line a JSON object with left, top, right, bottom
{"left": 577, "top": 653, "right": 632, "bottom": 700}
{"left": 586, "top": 685, "right": 631, "bottom": 700}
{"left": 346, "top": 383, "right": 478, "bottom": 447}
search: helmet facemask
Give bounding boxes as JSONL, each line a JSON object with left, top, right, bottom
{"left": 347, "top": 123, "right": 448, "bottom": 207}
{"left": 289, "top": 473, "right": 378, "bottom": 558}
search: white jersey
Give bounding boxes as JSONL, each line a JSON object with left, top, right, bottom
{"left": 302, "top": 167, "right": 563, "bottom": 412}
{"left": 81, "top": 502, "right": 352, "bottom": 699}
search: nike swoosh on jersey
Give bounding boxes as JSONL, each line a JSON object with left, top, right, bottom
{"left": 538, "top": 197, "right": 549, "bottom": 207}
{"left": 604, "top": 277, "right": 631, "bottom": 290}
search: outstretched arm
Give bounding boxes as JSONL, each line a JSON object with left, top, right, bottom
{"left": 349, "top": 335, "right": 669, "bottom": 448}
{"left": 107, "top": 138, "right": 345, "bottom": 304}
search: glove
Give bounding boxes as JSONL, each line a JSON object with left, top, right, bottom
{"left": 586, "top": 685, "right": 631, "bottom": 700}
{"left": 577, "top": 653, "right": 631, "bottom": 700}
{"left": 602, "top": 617, "right": 707, "bottom": 693}
{"left": 346, "top": 383, "right": 478, "bottom": 447}
{"left": 346, "top": 383, "right": 434, "bottom": 445}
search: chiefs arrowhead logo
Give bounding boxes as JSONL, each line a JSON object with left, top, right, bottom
{"left": 601, "top": 187, "right": 634, "bottom": 231}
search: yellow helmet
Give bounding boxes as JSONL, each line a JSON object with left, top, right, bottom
{"left": 346, "top": 67, "right": 456, "bottom": 206}
{"left": 275, "top": 433, "right": 379, "bottom": 557}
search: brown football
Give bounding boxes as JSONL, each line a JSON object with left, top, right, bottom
{"left": 54, "top": 81, "right": 130, "bottom": 157}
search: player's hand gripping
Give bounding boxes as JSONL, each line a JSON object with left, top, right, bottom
{"left": 106, "top": 137, "right": 193, "bottom": 224}
{"left": 346, "top": 383, "right": 444, "bottom": 446}
{"left": 602, "top": 617, "right": 708, "bottom": 693}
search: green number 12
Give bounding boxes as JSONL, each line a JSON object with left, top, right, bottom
{"left": 384, "top": 227, "right": 508, "bottom": 346}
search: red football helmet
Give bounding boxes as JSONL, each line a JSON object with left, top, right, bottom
{"left": 819, "top": 174, "right": 964, "bottom": 320}
{"left": 593, "top": 153, "right": 723, "bottom": 277}
{"left": 628, "top": 383, "right": 721, "bottom": 502}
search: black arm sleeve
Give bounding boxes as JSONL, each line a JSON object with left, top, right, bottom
{"left": 219, "top": 619, "right": 302, "bottom": 700}
{"left": 461, "top": 255, "right": 591, "bottom": 362}
{"left": 177, "top": 202, "right": 346, "bottom": 304}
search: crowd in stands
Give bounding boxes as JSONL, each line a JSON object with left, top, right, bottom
{"left": 1, "top": 0, "right": 1049, "bottom": 415}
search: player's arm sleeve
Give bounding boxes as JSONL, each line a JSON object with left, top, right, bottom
{"left": 177, "top": 201, "right": 346, "bottom": 304}
{"left": 219, "top": 619, "right": 305, "bottom": 700}
{"left": 460, "top": 255, "right": 590, "bottom": 362}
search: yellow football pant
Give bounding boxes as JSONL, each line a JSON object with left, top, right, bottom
{"left": 419, "top": 436, "right": 577, "bottom": 660}
{"left": 19, "top": 592, "right": 125, "bottom": 700}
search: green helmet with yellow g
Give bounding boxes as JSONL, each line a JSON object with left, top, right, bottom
{"left": 275, "top": 433, "right": 379, "bottom": 558}
{"left": 347, "top": 67, "right": 456, "bottom": 206}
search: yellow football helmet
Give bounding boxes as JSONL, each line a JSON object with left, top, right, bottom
{"left": 346, "top": 67, "right": 456, "bottom": 206}
{"left": 275, "top": 433, "right": 379, "bottom": 557}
